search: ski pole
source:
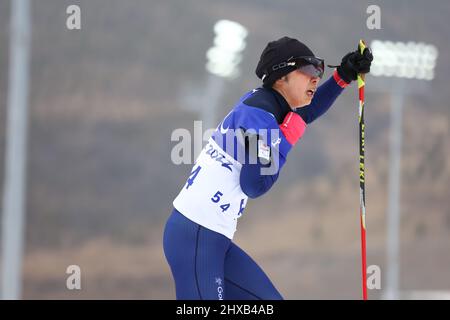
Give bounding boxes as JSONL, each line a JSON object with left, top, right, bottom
{"left": 357, "top": 39, "right": 368, "bottom": 300}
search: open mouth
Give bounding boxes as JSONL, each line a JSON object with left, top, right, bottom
{"left": 306, "top": 89, "right": 315, "bottom": 97}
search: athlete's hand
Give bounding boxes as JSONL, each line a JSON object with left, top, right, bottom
{"left": 337, "top": 46, "right": 373, "bottom": 83}
{"left": 279, "top": 112, "right": 306, "bottom": 146}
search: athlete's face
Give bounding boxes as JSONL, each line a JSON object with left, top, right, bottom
{"left": 274, "top": 69, "right": 320, "bottom": 109}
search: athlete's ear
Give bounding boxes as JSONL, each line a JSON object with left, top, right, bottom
{"left": 274, "top": 77, "right": 286, "bottom": 87}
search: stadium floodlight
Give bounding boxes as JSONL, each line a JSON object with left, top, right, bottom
{"left": 198, "top": 19, "right": 248, "bottom": 143}
{"left": 370, "top": 40, "right": 438, "bottom": 300}
{"left": 206, "top": 20, "right": 248, "bottom": 79}
{"left": 371, "top": 40, "right": 438, "bottom": 80}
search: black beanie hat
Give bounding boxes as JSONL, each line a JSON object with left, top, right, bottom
{"left": 255, "top": 36, "right": 316, "bottom": 88}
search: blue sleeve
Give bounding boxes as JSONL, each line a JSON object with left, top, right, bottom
{"left": 239, "top": 133, "right": 285, "bottom": 199}
{"left": 233, "top": 106, "right": 292, "bottom": 199}
{"left": 295, "top": 75, "right": 345, "bottom": 124}
{"left": 240, "top": 160, "right": 280, "bottom": 199}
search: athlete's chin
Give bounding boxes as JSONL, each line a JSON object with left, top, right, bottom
{"left": 297, "top": 97, "right": 313, "bottom": 107}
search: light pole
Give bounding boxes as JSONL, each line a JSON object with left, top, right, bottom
{"left": 202, "top": 20, "right": 247, "bottom": 136}
{"left": 1, "top": 0, "right": 32, "bottom": 300}
{"left": 370, "top": 40, "right": 438, "bottom": 300}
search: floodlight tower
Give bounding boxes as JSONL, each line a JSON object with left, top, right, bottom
{"left": 370, "top": 40, "right": 438, "bottom": 300}
{"left": 202, "top": 20, "right": 247, "bottom": 137}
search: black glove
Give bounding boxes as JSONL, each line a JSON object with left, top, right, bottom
{"left": 336, "top": 47, "right": 373, "bottom": 83}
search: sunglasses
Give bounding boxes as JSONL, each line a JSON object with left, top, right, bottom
{"left": 269, "top": 56, "right": 325, "bottom": 79}
{"left": 288, "top": 56, "right": 325, "bottom": 79}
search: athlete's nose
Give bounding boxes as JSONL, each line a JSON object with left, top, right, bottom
{"left": 310, "top": 76, "right": 319, "bottom": 86}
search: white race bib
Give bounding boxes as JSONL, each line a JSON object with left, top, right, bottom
{"left": 173, "top": 138, "right": 248, "bottom": 239}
